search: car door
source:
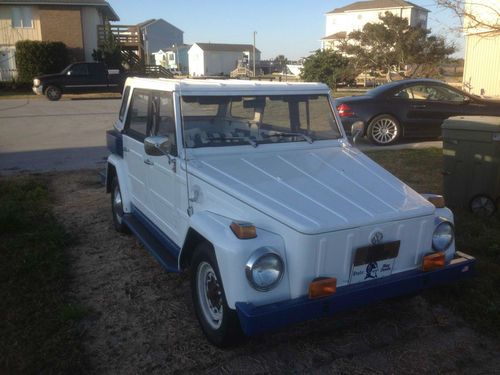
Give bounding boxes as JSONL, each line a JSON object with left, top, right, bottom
{"left": 397, "top": 84, "right": 466, "bottom": 137}
{"left": 145, "top": 90, "right": 183, "bottom": 245}
{"left": 64, "top": 63, "right": 90, "bottom": 93}
{"left": 87, "top": 63, "right": 108, "bottom": 92}
{"left": 122, "top": 88, "right": 152, "bottom": 215}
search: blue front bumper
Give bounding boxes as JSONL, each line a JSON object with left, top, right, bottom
{"left": 235, "top": 252, "right": 475, "bottom": 336}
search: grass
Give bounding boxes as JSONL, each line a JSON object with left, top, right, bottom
{"left": 0, "top": 177, "right": 85, "bottom": 373}
{"left": 367, "top": 148, "right": 500, "bottom": 338}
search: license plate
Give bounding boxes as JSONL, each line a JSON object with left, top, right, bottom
{"left": 350, "top": 241, "right": 400, "bottom": 284}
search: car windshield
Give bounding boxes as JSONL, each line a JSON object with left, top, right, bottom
{"left": 181, "top": 94, "right": 341, "bottom": 148}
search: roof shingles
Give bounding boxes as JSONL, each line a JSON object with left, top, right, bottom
{"left": 328, "top": 0, "right": 429, "bottom": 14}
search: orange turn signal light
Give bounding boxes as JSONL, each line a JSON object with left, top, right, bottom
{"left": 422, "top": 252, "right": 446, "bottom": 272}
{"left": 309, "top": 277, "right": 337, "bottom": 299}
{"left": 427, "top": 195, "right": 446, "bottom": 208}
{"left": 230, "top": 221, "right": 257, "bottom": 239}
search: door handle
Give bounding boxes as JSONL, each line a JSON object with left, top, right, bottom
{"left": 412, "top": 104, "right": 427, "bottom": 109}
{"left": 144, "top": 159, "right": 154, "bottom": 166}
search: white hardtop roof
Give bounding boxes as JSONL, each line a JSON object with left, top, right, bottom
{"left": 125, "top": 77, "right": 330, "bottom": 96}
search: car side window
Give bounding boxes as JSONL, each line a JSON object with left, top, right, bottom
{"left": 152, "top": 90, "right": 177, "bottom": 156}
{"left": 125, "top": 89, "right": 151, "bottom": 142}
{"left": 395, "top": 85, "right": 433, "bottom": 100}
{"left": 428, "top": 86, "right": 465, "bottom": 102}
{"left": 119, "top": 86, "right": 131, "bottom": 122}
{"left": 68, "top": 64, "right": 89, "bottom": 76}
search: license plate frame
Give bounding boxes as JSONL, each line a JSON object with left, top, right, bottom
{"left": 350, "top": 241, "right": 400, "bottom": 285}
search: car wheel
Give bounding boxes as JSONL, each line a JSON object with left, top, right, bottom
{"left": 111, "top": 177, "right": 130, "bottom": 233}
{"left": 367, "top": 114, "right": 401, "bottom": 146}
{"left": 470, "top": 195, "right": 496, "bottom": 217}
{"left": 45, "top": 85, "right": 62, "bottom": 101}
{"left": 191, "top": 242, "right": 243, "bottom": 347}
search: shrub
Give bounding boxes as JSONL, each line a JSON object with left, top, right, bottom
{"left": 15, "top": 41, "right": 69, "bottom": 83}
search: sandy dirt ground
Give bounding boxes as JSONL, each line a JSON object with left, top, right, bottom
{"left": 50, "top": 170, "right": 500, "bottom": 374}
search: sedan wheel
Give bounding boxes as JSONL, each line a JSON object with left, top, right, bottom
{"left": 368, "top": 115, "right": 401, "bottom": 146}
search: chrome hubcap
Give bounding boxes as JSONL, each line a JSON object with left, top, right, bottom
{"left": 113, "top": 185, "right": 124, "bottom": 223}
{"left": 197, "top": 261, "right": 223, "bottom": 329}
{"left": 371, "top": 118, "right": 398, "bottom": 144}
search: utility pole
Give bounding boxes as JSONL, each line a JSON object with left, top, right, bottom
{"left": 253, "top": 31, "right": 257, "bottom": 78}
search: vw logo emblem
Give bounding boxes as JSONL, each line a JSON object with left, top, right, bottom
{"left": 371, "top": 231, "right": 384, "bottom": 245}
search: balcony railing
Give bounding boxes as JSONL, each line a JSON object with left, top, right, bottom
{"left": 97, "top": 25, "right": 142, "bottom": 47}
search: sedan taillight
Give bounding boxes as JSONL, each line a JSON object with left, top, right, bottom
{"left": 336, "top": 103, "right": 355, "bottom": 117}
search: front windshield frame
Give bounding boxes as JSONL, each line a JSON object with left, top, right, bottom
{"left": 180, "top": 94, "right": 342, "bottom": 149}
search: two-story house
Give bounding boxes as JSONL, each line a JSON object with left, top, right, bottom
{"left": 0, "top": 0, "right": 119, "bottom": 81}
{"left": 462, "top": 0, "right": 500, "bottom": 97}
{"left": 322, "top": 0, "right": 429, "bottom": 50}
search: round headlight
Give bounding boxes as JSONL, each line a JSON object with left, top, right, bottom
{"left": 432, "top": 220, "right": 454, "bottom": 251}
{"left": 246, "top": 247, "right": 284, "bottom": 291}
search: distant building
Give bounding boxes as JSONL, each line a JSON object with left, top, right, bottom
{"left": 0, "top": 0, "right": 119, "bottom": 81}
{"left": 138, "top": 19, "right": 183, "bottom": 64}
{"left": 153, "top": 44, "right": 190, "bottom": 73}
{"left": 188, "top": 43, "right": 261, "bottom": 77}
{"left": 322, "top": 0, "right": 429, "bottom": 50}
{"left": 462, "top": 0, "right": 500, "bottom": 97}
{"left": 98, "top": 18, "right": 183, "bottom": 67}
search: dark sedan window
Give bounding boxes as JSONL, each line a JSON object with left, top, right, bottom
{"left": 395, "top": 85, "right": 465, "bottom": 102}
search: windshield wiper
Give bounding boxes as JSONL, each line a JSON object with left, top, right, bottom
{"left": 264, "top": 132, "right": 314, "bottom": 144}
{"left": 206, "top": 136, "right": 258, "bottom": 148}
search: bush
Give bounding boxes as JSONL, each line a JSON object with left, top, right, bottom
{"left": 15, "top": 41, "right": 69, "bottom": 83}
{"left": 301, "top": 49, "right": 357, "bottom": 89}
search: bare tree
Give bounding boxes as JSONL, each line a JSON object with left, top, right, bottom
{"left": 437, "top": 0, "right": 500, "bottom": 34}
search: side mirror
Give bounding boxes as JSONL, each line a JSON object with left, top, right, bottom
{"left": 144, "top": 136, "right": 171, "bottom": 156}
{"left": 351, "top": 121, "right": 364, "bottom": 145}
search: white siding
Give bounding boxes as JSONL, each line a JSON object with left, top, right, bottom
{"left": 0, "top": 5, "right": 42, "bottom": 46}
{"left": 188, "top": 44, "right": 205, "bottom": 76}
{"left": 324, "top": 7, "right": 427, "bottom": 47}
{"left": 463, "top": 33, "right": 500, "bottom": 97}
{"left": 81, "top": 7, "right": 102, "bottom": 62}
{"left": 0, "top": 46, "right": 17, "bottom": 81}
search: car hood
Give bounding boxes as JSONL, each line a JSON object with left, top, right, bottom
{"left": 34, "top": 72, "right": 63, "bottom": 80}
{"left": 189, "top": 146, "right": 435, "bottom": 234}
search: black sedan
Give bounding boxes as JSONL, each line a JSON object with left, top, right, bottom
{"left": 334, "top": 79, "right": 500, "bottom": 145}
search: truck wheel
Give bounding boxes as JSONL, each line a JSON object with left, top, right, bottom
{"left": 191, "top": 242, "right": 243, "bottom": 347}
{"left": 111, "top": 177, "right": 130, "bottom": 233}
{"left": 45, "top": 86, "right": 62, "bottom": 101}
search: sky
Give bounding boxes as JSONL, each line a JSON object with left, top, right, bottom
{"left": 109, "top": 0, "right": 464, "bottom": 60}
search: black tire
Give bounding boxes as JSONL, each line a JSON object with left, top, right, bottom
{"left": 367, "top": 114, "right": 401, "bottom": 146}
{"left": 191, "top": 242, "right": 244, "bottom": 347}
{"left": 45, "top": 85, "right": 62, "bottom": 101}
{"left": 111, "top": 177, "right": 130, "bottom": 233}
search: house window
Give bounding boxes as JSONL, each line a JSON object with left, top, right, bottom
{"left": 11, "top": 7, "right": 33, "bottom": 28}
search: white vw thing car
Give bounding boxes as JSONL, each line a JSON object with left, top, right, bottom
{"left": 106, "top": 78, "right": 475, "bottom": 347}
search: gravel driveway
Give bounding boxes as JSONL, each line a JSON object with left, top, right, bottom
{"left": 49, "top": 170, "right": 500, "bottom": 374}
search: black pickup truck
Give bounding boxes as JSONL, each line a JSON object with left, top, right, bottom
{"left": 32, "top": 62, "right": 126, "bottom": 101}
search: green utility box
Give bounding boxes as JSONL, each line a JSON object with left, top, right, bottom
{"left": 442, "top": 116, "right": 500, "bottom": 216}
